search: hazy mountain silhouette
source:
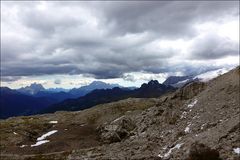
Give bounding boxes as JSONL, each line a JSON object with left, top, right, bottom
{"left": 43, "top": 80, "right": 175, "bottom": 113}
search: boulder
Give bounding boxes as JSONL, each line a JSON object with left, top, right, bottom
{"left": 97, "top": 116, "right": 136, "bottom": 143}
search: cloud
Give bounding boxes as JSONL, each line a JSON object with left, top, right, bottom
{"left": 1, "top": 1, "right": 239, "bottom": 81}
{"left": 189, "top": 33, "right": 239, "bottom": 60}
{"left": 122, "top": 74, "right": 136, "bottom": 82}
{"left": 54, "top": 79, "right": 61, "bottom": 84}
{"left": 0, "top": 76, "right": 22, "bottom": 82}
{"left": 97, "top": 1, "right": 238, "bottom": 38}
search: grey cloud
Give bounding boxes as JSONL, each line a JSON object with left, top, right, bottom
{"left": 190, "top": 34, "right": 239, "bottom": 60}
{"left": 98, "top": 1, "right": 238, "bottom": 38}
{"left": 122, "top": 74, "right": 136, "bottom": 82}
{"left": 1, "top": 1, "right": 239, "bottom": 80}
{"left": 0, "top": 76, "right": 22, "bottom": 82}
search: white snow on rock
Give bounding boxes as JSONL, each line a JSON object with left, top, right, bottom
{"left": 31, "top": 140, "right": 49, "bottom": 147}
{"left": 187, "top": 100, "right": 198, "bottom": 108}
{"left": 112, "top": 115, "right": 125, "bottom": 123}
{"left": 158, "top": 143, "right": 184, "bottom": 158}
{"left": 180, "top": 111, "right": 187, "bottom": 119}
{"left": 185, "top": 126, "right": 190, "bottom": 133}
{"left": 37, "top": 130, "right": 58, "bottom": 141}
{"left": 176, "top": 79, "right": 189, "bottom": 85}
{"left": 49, "top": 121, "right": 58, "bottom": 124}
{"left": 185, "top": 124, "right": 191, "bottom": 133}
{"left": 20, "top": 145, "right": 27, "bottom": 148}
{"left": 195, "top": 68, "right": 229, "bottom": 82}
{"left": 13, "top": 132, "right": 17, "bottom": 135}
{"left": 201, "top": 123, "right": 206, "bottom": 130}
{"left": 233, "top": 148, "right": 240, "bottom": 154}
{"left": 21, "top": 130, "right": 57, "bottom": 148}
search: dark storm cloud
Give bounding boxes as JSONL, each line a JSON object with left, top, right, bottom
{"left": 1, "top": 1, "right": 239, "bottom": 79}
{"left": 189, "top": 33, "right": 239, "bottom": 60}
{"left": 98, "top": 1, "right": 238, "bottom": 38}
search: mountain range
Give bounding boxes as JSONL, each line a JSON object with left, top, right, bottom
{"left": 0, "top": 80, "right": 174, "bottom": 119}
{"left": 41, "top": 80, "right": 175, "bottom": 113}
{"left": 0, "top": 81, "right": 122, "bottom": 119}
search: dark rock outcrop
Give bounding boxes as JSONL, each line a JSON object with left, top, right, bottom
{"left": 172, "top": 82, "right": 206, "bottom": 100}
{"left": 185, "top": 143, "right": 222, "bottom": 160}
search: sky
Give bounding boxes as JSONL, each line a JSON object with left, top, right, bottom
{"left": 1, "top": 1, "right": 239, "bottom": 89}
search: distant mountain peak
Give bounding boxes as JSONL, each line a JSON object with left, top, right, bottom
{"left": 29, "top": 83, "right": 45, "bottom": 90}
{"left": 18, "top": 83, "right": 45, "bottom": 95}
{"left": 90, "top": 81, "right": 106, "bottom": 85}
{"left": 148, "top": 80, "right": 160, "bottom": 85}
{"left": 141, "top": 80, "right": 161, "bottom": 88}
{"left": 68, "top": 81, "right": 122, "bottom": 98}
{"left": 89, "top": 81, "right": 121, "bottom": 87}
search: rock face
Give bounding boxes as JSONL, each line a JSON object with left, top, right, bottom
{"left": 97, "top": 116, "right": 136, "bottom": 143}
{"left": 0, "top": 67, "right": 239, "bottom": 160}
{"left": 173, "top": 82, "right": 206, "bottom": 100}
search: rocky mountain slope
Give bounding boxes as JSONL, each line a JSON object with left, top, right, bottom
{"left": 0, "top": 67, "right": 239, "bottom": 160}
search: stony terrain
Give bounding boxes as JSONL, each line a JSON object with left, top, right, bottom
{"left": 0, "top": 67, "right": 239, "bottom": 160}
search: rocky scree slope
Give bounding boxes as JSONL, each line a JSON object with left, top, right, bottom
{"left": 68, "top": 67, "right": 239, "bottom": 160}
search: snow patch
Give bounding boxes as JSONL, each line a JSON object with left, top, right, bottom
{"left": 180, "top": 111, "right": 187, "bottom": 119}
{"left": 176, "top": 79, "right": 189, "bottom": 85}
{"left": 49, "top": 121, "right": 58, "bottom": 124}
{"left": 37, "top": 130, "right": 58, "bottom": 141}
{"left": 31, "top": 140, "right": 49, "bottom": 147}
{"left": 185, "top": 124, "right": 191, "bottom": 133}
{"left": 195, "top": 68, "right": 229, "bottom": 82}
{"left": 187, "top": 100, "right": 198, "bottom": 108}
{"left": 233, "top": 148, "right": 240, "bottom": 154}
{"left": 113, "top": 116, "right": 124, "bottom": 123}
{"left": 201, "top": 123, "right": 206, "bottom": 130}
{"left": 158, "top": 143, "right": 184, "bottom": 158}
{"left": 20, "top": 145, "right": 27, "bottom": 148}
{"left": 13, "top": 132, "right": 17, "bottom": 135}
{"left": 21, "top": 130, "right": 57, "bottom": 148}
{"left": 162, "top": 146, "right": 167, "bottom": 150}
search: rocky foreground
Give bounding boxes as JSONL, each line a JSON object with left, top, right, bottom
{"left": 0, "top": 67, "right": 239, "bottom": 160}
